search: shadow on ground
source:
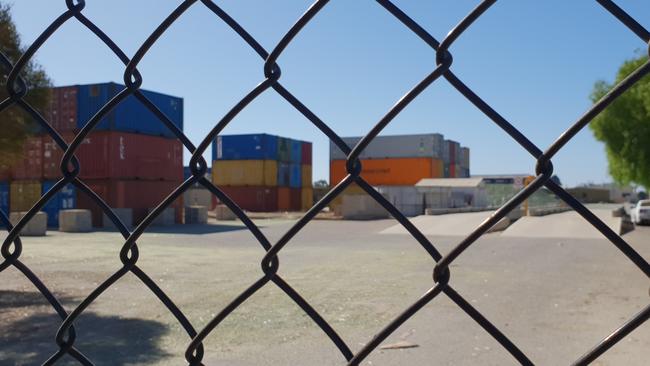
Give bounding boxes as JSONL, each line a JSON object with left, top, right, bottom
{"left": 0, "top": 290, "right": 169, "bottom": 365}
{"left": 96, "top": 223, "right": 250, "bottom": 235}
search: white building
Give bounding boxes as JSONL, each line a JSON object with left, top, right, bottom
{"left": 415, "top": 177, "right": 488, "bottom": 209}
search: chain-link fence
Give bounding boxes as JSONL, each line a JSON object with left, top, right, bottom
{"left": 1, "top": 0, "right": 649, "bottom": 365}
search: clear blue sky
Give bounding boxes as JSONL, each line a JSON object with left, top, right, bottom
{"left": 9, "top": 1, "right": 650, "bottom": 187}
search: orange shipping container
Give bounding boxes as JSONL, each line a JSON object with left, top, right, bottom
{"left": 278, "top": 187, "right": 291, "bottom": 211}
{"left": 329, "top": 157, "right": 443, "bottom": 186}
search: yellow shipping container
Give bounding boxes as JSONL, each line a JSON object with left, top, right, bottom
{"left": 301, "top": 164, "right": 312, "bottom": 187}
{"left": 301, "top": 188, "right": 314, "bottom": 211}
{"left": 213, "top": 160, "right": 278, "bottom": 186}
{"left": 10, "top": 180, "right": 41, "bottom": 212}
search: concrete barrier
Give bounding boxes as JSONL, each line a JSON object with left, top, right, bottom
{"left": 148, "top": 208, "right": 175, "bottom": 226}
{"left": 103, "top": 208, "right": 133, "bottom": 230}
{"left": 9, "top": 211, "right": 47, "bottom": 236}
{"left": 341, "top": 195, "right": 388, "bottom": 220}
{"left": 215, "top": 204, "right": 237, "bottom": 220}
{"left": 183, "top": 188, "right": 212, "bottom": 209}
{"left": 185, "top": 205, "right": 208, "bottom": 224}
{"left": 59, "top": 209, "right": 92, "bottom": 232}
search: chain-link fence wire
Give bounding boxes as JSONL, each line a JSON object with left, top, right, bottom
{"left": 1, "top": 0, "right": 649, "bottom": 364}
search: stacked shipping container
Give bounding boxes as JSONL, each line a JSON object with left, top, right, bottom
{"left": 211, "top": 134, "right": 312, "bottom": 212}
{"left": 0, "top": 82, "right": 184, "bottom": 227}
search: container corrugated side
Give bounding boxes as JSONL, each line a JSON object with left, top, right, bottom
{"left": 277, "top": 137, "right": 290, "bottom": 162}
{"left": 277, "top": 187, "right": 291, "bottom": 211}
{"left": 212, "top": 160, "right": 277, "bottom": 186}
{"left": 277, "top": 162, "right": 290, "bottom": 187}
{"left": 76, "top": 179, "right": 182, "bottom": 226}
{"left": 217, "top": 186, "right": 278, "bottom": 212}
{"left": 461, "top": 147, "right": 470, "bottom": 169}
{"left": 42, "top": 181, "right": 76, "bottom": 227}
{"left": 45, "top": 86, "right": 78, "bottom": 133}
{"left": 289, "top": 140, "right": 302, "bottom": 164}
{"left": 42, "top": 131, "right": 183, "bottom": 180}
{"left": 290, "top": 188, "right": 301, "bottom": 211}
{"left": 76, "top": 82, "right": 183, "bottom": 138}
{"left": 330, "top": 157, "right": 443, "bottom": 186}
{"left": 301, "top": 142, "right": 312, "bottom": 165}
{"left": 12, "top": 136, "right": 43, "bottom": 180}
{"left": 301, "top": 188, "right": 313, "bottom": 211}
{"left": 10, "top": 180, "right": 41, "bottom": 212}
{"left": 213, "top": 134, "right": 279, "bottom": 160}
{"left": 330, "top": 134, "right": 445, "bottom": 160}
{"left": 301, "top": 164, "right": 312, "bottom": 187}
{"left": 0, "top": 182, "right": 9, "bottom": 214}
{"left": 289, "top": 164, "right": 302, "bottom": 188}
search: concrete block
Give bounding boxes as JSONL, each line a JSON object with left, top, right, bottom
{"left": 183, "top": 188, "right": 212, "bottom": 209}
{"left": 341, "top": 195, "right": 389, "bottom": 220}
{"left": 215, "top": 204, "right": 236, "bottom": 221}
{"left": 185, "top": 205, "right": 208, "bottom": 224}
{"left": 148, "top": 208, "right": 175, "bottom": 226}
{"left": 103, "top": 208, "right": 133, "bottom": 230}
{"left": 9, "top": 211, "right": 47, "bottom": 236}
{"left": 59, "top": 209, "right": 92, "bottom": 233}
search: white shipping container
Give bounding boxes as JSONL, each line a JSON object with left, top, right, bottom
{"left": 330, "top": 134, "right": 444, "bottom": 161}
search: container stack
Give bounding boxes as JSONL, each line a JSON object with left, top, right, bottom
{"left": 329, "top": 133, "right": 470, "bottom": 215}
{"left": 212, "top": 134, "right": 312, "bottom": 212}
{"left": 0, "top": 82, "right": 184, "bottom": 227}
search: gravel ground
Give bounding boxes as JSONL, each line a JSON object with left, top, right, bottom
{"left": 0, "top": 218, "right": 648, "bottom": 365}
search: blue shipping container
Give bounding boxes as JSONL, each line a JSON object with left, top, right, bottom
{"left": 213, "top": 134, "right": 279, "bottom": 161}
{"left": 289, "top": 140, "right": 302, "bottom": 164}
{"left": 76, "top": 82, "right": 183, "bottom": 138}
{"left": 289, "top": 164, "right": 302, "bottom": 188}
{"left": 42, "top": 181, "right": 76, "bottom": 227}
{"left": 277, "top": 163, "right": 290, "bottom": 187}
{"left": 0, "top": 182, "right": 8, "bottom": 214}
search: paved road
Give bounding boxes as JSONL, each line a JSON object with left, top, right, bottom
{"left": 502, "top": 208, "right": 622, "bottom": 238}
{"left": 0, "top": 220, "right": 648, "bottom": 365}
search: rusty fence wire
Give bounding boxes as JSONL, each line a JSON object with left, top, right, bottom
{"left": 1, "top": 0, "right": 650, "bottom": 365}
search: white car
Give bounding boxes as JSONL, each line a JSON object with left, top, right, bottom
{"left": 631, "top": 199, "right": 650, "bottom": 225}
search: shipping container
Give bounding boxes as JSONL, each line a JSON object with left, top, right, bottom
{"left": 216, "top": 186, "right": 278, "bottom": 212}
{"left": 330, "top": 134, "right": 444, "bottom": 160}
{"left": 41, "top": 181, "right": 76, "bottom": 227}
{"left": 75, "top": 82, "right": 183, "bottom": 138}
{"left": 301, "top": 164, "right": 312, "bottom": 187}
{"left": 461, "top": 147, "right": 470, "bottom": 169}
{"left": 277, "top": 162, "right": 290, "bottom": 187}
{"left": 45, "top": 86, "right": 78, "bottom": 132}
{"left": 446, "top": 140, "right": 459, "bottom": 165}
{"left": 290, "top": 140, "right": 302, "bottom": 164}
{"left": 76, "top": 179, "right": 182, "bottom": 226}
{"left": 330, "top": 157, "right": 443, "bottom": 186}
{"left": 290, "top": 188, "right": 301, "bottom": 211}
{"left": 443, "top": 163, "right": 450, "bottom": 178}
{"left": 289, "top": 164, "right": 302, "bottom": 188}
{"left": 0, "top": 182, "right": 9, "bottom": 214}
{"left": 12, "top": 136, "right": 43, "bottom": 180}
{"left": 42, "top": 131, "right": 183, "bottom": 180}
{"left": 449, "top": 164, "right": 456, "bottom": 178}
{"left": 277, "top": 137, "right": 290, "bottom": 162}
{"left": 301, "top": 142, "right": 312, "bottom": 165}
{"left": 10, "top": 180, "right": 41, "bottom": 212}
{"left": 277, "top": 187, "right": 291, "bottom": 211}
{"left": 212, "top": 160, "right": 277, "bottom": 186}
{"left": 301, "top": 188, "right": 313, "bottom": 211}
{"left": 212, "top": 134, "right": 279, "bottom": 161}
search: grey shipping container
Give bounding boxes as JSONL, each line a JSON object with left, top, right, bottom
{"left": 330, "top": 133, "right": 444, "bottom": 161}
{"left": 460, "top": 147, "right": 470, "bottom": 169}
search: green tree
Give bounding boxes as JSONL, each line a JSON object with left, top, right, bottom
{"left": 0, "top": 2, "right": 51, "bottom": 167}
{"left": 590, "top": 53, "right": 650, "bottom": 190}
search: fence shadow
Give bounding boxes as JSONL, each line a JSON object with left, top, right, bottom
{"left": 0, "top": 290, "right": 169, "bottom": 365}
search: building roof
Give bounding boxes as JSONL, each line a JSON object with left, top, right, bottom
{"left": 416, "top": 177, "right": 485, "bottom": 188}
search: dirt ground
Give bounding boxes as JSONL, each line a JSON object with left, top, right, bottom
{"left": 0, "top": 218, "right": 648, "bottom": 365}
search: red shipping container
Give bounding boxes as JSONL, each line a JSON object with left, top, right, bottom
{"left": 301, "top": 142, "right": 312, "bottom": 165}
{"left": 42, "top": 131, "right": 183, "bottom": 180}
{"left": 217, "top": 186, "right": 278, "bottom": 212}
{"left": 278, "top": 187, "right": 291, "bottom": 211}
{"left": 12, "top": 136, "right": 43, "bottom": 179}
{"left": 289, "top": 188, "right": 301, "bottom": 211}
{"left": 76, "top": 179, "right": 183, "bottom": 227}
{"left": 44, "top": 86, "right": 78, "bottom": 133}
{"left": 449, "top": 164, "right": 456, "bottom": 178}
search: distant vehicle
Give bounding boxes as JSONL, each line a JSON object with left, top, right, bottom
{"left": 631, "top": 199, "right": 650, "bottom": 225}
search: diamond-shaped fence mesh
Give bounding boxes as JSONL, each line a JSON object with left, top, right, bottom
{"left": 1, "top": 0, "right": 649, "bottom": 365}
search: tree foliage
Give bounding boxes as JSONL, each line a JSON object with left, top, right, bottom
{"left": 590, "top": 53, "right": 650, "bottom": 189}
{"left": 0, "top": 2, "right": 51, "bottom": 167}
